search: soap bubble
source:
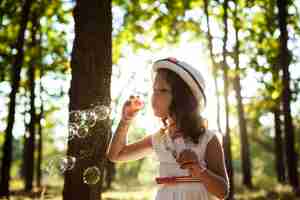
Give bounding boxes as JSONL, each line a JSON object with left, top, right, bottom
{"left": 68, "top": 104, "right": 110, "bottom": 140}
{"left": 85, "top": 110, "right": 97, "bottom": 128}
{"left": 69, "top": 110, "right": 82, "bottom": 124}
{"left": 46, "top": 156, "right": 76, "bottom": 175}
{"left": 76, "top": 125, "right": 89, "bottom": 138}
{"left": 82, "top": 166, "right": 101, "bottom": 185}
{"left": 68, "top": 123, "right": 79, "bottom": 140}
{"left": 60, "top": 156, "right": 76, "bottom": 171}
{"left": 94, "top": 105, "right": 110, "bottom": 121}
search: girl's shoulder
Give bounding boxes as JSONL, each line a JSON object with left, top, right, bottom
{"left": 198, "top": 129, "right": 223, "bottom": 148}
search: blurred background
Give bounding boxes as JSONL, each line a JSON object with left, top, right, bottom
{"left": 0, "top": 0, "right": 300, "bottom": 199}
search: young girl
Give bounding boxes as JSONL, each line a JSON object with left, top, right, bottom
{"left": 107, "top": 58, "right": 229, "bottom": 200}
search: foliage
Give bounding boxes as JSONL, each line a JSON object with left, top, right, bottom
{"left": 0, "top": 0, "right": 72, "bottom": 192}
{"left": 112, "top": 0, "right": 205, "bottom": 63}
{"left": 0, "top": 0, "right": 300, "bottom": 198}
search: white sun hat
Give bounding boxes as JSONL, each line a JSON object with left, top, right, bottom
{"left": 152, "top": 57, "right": 207, "bottom": 110}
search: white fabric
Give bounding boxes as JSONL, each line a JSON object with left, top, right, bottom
{"left": 151, "top": 129, "right": 217, "bottom": 200}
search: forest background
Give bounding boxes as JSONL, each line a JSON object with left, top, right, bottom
{"left": 0, "top": 0, "right": 300, "bottom": 199}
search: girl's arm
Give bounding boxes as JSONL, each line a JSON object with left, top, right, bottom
{"left": 107, "top": 96, "right": 152, "bottom": 162}
{"left": 177, "top": 135, "right": 229, "bottom": 199}
{"left": 106, "top": 119, "right": 153, "bottom": 162}
{"left": 200, "top": 135, "right": 229, "bottom": 199}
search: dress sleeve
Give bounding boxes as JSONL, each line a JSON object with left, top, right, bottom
{"left": 201, "top": 130, "right": 215, "bottom": 148}
{"left": 205, "top": 130, "right": 217, "bottom": 145}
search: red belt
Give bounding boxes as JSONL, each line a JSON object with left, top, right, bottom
{"left": 155, "top": 176, "right": 201, "bottom": 184}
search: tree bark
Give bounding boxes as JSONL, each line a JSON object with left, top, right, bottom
{"left": 203, "top": 0, "right": 222, "bottom": 133}
{"left": 103, "top": 161, "right": 116, "bottom": 190}
{"left": 277, "top": 0, "right": 299, "bottom": 190}
{"left": 221, "top": 0, "right": 234, "bottom": 198}
{"left": 0, "top": 0, "right": 33, "bottom": 197}
{"left": 232, "top": 1, "right": 252, "bottom": 188}
{"left": 273, "top": 106, "right": 286, "bottom": 183}
{"left": 24, "top": 11, "right": 39, "bottom": 191}
{"left": 63, "top": 0, "right": 112, "bottom": 199}
{"left": 36, "top": 40, "right": 44, "bottom": 188}
{"left": 36, "top": 103, "right": 44, "bottom": 188}
{"left": 263, "top": 1, "right": 286, "bottom": 184}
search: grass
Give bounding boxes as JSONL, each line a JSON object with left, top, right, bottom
{"left": 102, "top": 179, "right": 157, "bottom": 200}
{"left": 234, "top": 184, "right": 300, "bottom": 200}
{"left": 3, "top": 178, "right": 300, "bottom": 200}
{"left": 102, "top": 187, "right": 156, "bottom": 200}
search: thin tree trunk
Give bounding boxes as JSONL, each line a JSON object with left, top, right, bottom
{"left": 22, "top": 101, "right": 30, "bottom": 180}
{"left": 277, "top": 0, "right": 299, "bottom": 191}
{"left": 232, "top": 1, "right": 252, "bottom": 188}
{"left": 273, "top": 106, "right": 286, "bottom": 183}
{"left": 36, "top": 104, "right": 44, "bottom": 187}
{"left": 63, "top": 0, "right": 112, "bottom": 199}
{"left": 22, "top": 106, "right": 31, "bottom": 188}
{"left": 103, "top": 161, "right": 115, "bottom": 190}
{"left": 24, "top": 11, "right": 39, "bottom": 191}
{"left": 221, "top": 0, "right": 234, "bottom": 198}
{"left": 36, "top": 32, "right": 44, "bottom": 188}
{"left": 263, "top": 1, "right": 286, "bottom": 184}
{"left": 0, "top": 0, "right": 33, "bottom": 196}
{"left": 203, "top": 0, "right": 222, "bottom": 133}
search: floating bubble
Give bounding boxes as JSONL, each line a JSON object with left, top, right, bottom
{"left": 94, "top": 105, "right": 110, "bottom": 121}
{"left": 61, "top": 156, "right": 76, "bottom": 171}
{"left": 69, "top": 110, "right": 82, "bottom": 123}
{"left": 85, "top": 110, "right": 97, "bottom": 127}
{"left": 76, "top": 125, "right": 89, "bottom": 138}
{"left": 68, "top": 123, "right": 79, "bottom": 140}
{"left": 46, "top": 156, "right": 76, "bottom": 175}
{"left": 83, "top": 166, "right": 101, "bottom": 185}
{"left": 68, "top": 105, "right": 110, "bottom": 140}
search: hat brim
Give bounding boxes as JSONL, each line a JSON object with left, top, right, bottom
{"left": 152, "top": 60, "right": 206, "bottom": 110}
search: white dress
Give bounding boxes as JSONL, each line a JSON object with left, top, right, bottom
{"left": 151, "top": 128, "right": 217, "bottom": 200}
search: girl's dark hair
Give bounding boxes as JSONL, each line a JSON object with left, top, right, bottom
{"left": 159, "top": 69, "right": 207, "bottom": 144}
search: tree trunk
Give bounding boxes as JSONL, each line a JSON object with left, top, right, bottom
{"left": 22, "top": 119, "right": 30, "bottom": 184}
{"left": 24, "top": 11, "right": 39, "bottom": 191}
{"left": 273, "top": 106, "right": 286, "bottom": 183}
{"left": 36, "top": 42, "right": 44, "bottom": 188}
{"left": 22, "top": 105, "right": 30, "bottom": 180}
{"left": 277, "top": 0, "right": 299, "bottom": 191}
{"left": 221, "top": 0, "right": 234, "bottom": 198}
{"left": 36, "top": 105, "right": 44, "bottom": 188}
{"left": 63, "top": 0, "right": 112, "bottom": 199}
{"left": 25, "top": 49, "right": 36, "bottom": 192}
{"left": 264, "top": 2, "right": 286, "bottom": 184}
{"left": 232, "top": 1, "right": 252, "bottom": 188}
{"left": 103, "top": 161, "right": 116, "bottom": 190}
{"left": 0, "top": 0, "right": 33, "bottom": 197}
{"left": 203, "top": 0, "right": 222, "bottom": 133}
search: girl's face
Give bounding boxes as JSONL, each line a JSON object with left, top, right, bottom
{"left": 151, "top": 71, "right": 172, "bottom": 118}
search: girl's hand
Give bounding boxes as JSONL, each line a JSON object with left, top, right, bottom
{"left": 176, "top": 149, "right": 206, "bottom": 177}
{"left": 122, "top": 95, "right": 144, "bottom": 121}
{"left": 176, "top": 149, "right": 198, "bottom": 168}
